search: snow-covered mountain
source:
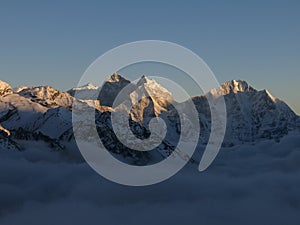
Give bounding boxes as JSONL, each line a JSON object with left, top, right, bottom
{"left": 0, "top": 93, "right": 47, "bottom": 131}
{"left": 203, "top": 80, "right": 299, "bottom": 146}
{"left": 0, "top": 76, "right": 299, "bottom": 164}
{"left": 15, "top": 85, "right": 74, "bottom": 108}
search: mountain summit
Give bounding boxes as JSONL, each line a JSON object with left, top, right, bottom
{"left": 98, "top": 73, "right": 131, "bottom": 106}
{"left": 222, "top": 79, "right": 256, "bottom": 92}
{"left": 107, "top": 72, "right": 128, "bottom": 83}
{"left": 136, "top": 75, "right": 173, "bottom": 102}
{"left": 210, "top": 80, "right": 257, "bottom": 96}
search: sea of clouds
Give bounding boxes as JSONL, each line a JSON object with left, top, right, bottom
{"left": 0, "top": 132, "right": 300, "bottom": 225}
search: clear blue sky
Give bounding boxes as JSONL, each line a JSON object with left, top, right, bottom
{"left": 0, "top": 0, "right": 299, "bottom": 114}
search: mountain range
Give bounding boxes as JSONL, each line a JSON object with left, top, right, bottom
{"left": 0, "top": 75, "right": 299, "bottom": 164}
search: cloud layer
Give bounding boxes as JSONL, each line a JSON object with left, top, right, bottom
{"left": 0, "top": 133, "right": 300, "bottom": 225}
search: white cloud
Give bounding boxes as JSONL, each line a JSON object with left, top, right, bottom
{"left": 0, "top": 132, "right": 300, "bottom": 225}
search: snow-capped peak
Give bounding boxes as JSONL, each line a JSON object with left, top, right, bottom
{"left": 136, "top": 75, "right": 173, "bottom": 100}
{"left": 0, "top": 80, "right": 13, "bottom": 96}
{"left": 70, "top": 83, "right": 99, "bottom": 91}
{"left": 222, "top": 80, "right": 256, "bottom": 94}
{"left": 17, "top": 85, "right": 74, "bottom": 108}
{"left": 209, "top": 80, "right": 257, "bottom": 97}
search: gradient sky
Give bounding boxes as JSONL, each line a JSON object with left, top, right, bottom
{"left": 0, "top": 0, "right": 299, "bottom": 114}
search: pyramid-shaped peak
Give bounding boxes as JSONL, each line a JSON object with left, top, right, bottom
{"left": 107, "top": 73, "right": 129, "bottom": 83}
{"left": 134, "top": 75, "right": 174, "bottom": 101}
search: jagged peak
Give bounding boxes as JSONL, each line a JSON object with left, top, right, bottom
{"left": 222, "top": 80, "right": 256, "bottom": 93}
{"left": 17, "top": 85, "right": 61, "bottom": 94}
{"left": 17, "top": 85, "right": 73, "bottom": 102}
{"left": 209, "top": 79, "right": 257, "bottom": 97}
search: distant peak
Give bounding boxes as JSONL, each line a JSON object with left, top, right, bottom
{"left": 85, "top": 82, "right": 97, "bottom": 88}
{"left": 107, "top": 73, "right": 127, "bottom": 83}
{"left": 73, "top": 83, "right": 98, "bottom": 90}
